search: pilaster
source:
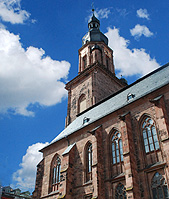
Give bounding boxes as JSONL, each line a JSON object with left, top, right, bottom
{"left": 150, "top": 95, "right": 169, "bottom": 186}
{"left": 120, "top": 112, "right": 141, "bottom": 199}
{"left": 58, "top": 144, "right": 76, "bottom": 199}
{"left": 89, "top": 125, "right": 105, "bottom": 199}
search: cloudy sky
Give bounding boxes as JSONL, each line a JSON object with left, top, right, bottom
{"left": 0, "top": 0, "right": 168, "bottom": 193}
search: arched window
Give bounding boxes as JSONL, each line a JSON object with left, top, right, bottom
{"left": 115, "top": 183, "right": 126, "bottom": 199}
{"left": 78, "top": 94, "right": 86, "bottom": 113}
{"left": 141, "top": 117, "right": 160, "bottom": 153}
{"left": 151, "top": 172, "right": 169, "bottom": 199}
{"left": 112, "top": 131, "right": 123, "bottom": 164}
{"left": 106, "top": 56, "right": 109, "bottom": 70}
{"left": 51, "top": 156, "right": 61, "bottom": 192}
{"left": 86, "top": 143, "right": 92, "bottom": 182}
{"left": 83, "top": 56, "right": 87, "bottom": 69}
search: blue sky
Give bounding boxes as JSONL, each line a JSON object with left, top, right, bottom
{"left": 0, "top": 0, "right": 168, "bottom": 193}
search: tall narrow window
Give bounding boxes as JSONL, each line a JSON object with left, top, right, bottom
{"left": 115, "top": 183, "right": 127, "bottom": 199}
{"left": 83, "top": 56, "right": 87, "bottom": 69}
{"left": 78, "top": 94, "right": 86, "bottom": 113}
{"left": 106, "top": 56, "right": 109, "bottom": 70}
{"left": 51, "top": 157, "right": 61, "bottom": 192}
{"left": 112, "top": 131, "right": 123, "bottom": 164}
{"left": 86, "top": 143, "right": 92, "bottom": 182}
{"left": 151, "top": 172, "right": 169, "bottom": 199}
{"left": 141, "top": 117, "right": 160, "bottom": 153}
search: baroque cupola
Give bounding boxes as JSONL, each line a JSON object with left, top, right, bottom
{"left": 65, "top": 10, "right": 126, "bottom": 126}
{"left": 82, "top": 12, "right": 108, "bottom": 46}
{"left": 79, "top": 11, "right": 114, "bottom": 74}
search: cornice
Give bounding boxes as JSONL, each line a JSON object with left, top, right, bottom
{"left": 65, "top": 62, "right": 125, "bottom": 90}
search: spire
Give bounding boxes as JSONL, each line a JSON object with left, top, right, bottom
{"left": 88, "top": 12, "right": 100, "bottom": 31}
{"left": 88, "top": 4, "right": 100, "bottom": 31}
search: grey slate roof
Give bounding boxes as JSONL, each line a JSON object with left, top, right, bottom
{"left": 49, "top": 63, "right": 169, "bottom": 147}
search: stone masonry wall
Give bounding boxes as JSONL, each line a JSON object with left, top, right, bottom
{"left": 93, "top": 67, "right": 124, "bottom": 104}
{"left": 34, "top": 84, "right": 169, "bottom": 199}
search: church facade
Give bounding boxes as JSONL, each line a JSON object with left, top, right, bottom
{"left": 33, "top": 13, "right": 169, "bottom": 199}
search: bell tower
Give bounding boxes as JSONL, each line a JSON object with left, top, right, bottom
{"left": 65, "top": 11, "right": 127, "bottom": 126}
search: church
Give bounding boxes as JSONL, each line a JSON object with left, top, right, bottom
{"left": 33, "top": 11, "right": 169, "bottom": 199}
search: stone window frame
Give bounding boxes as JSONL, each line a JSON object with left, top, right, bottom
{"left": 111, "top": 130, "right": 124, "bottom": 165}
{"left": 151, "top": 172, "right": 169, "bottom": 199}
{"left": 78, "top": 94, "right": 86, "bottom": 114}
{"left": 49, "top": 154, "right": 61, "bottom": 193}
{"left": 115, "top": 183, "right": 127, "bottom": 199}
{"left": 106, "top": 55, "right": 109, "bottom": 70}
{"left": 140, "top": 116, "right": 160, "bottom": 154}
{"left": 83, "top": 55, "right": 87, "bottom": 70}
{"left": 84, "top": 141, "right": 92, "bottom": 183}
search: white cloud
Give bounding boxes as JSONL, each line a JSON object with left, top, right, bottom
{"left": 130, "top": 24, "right": 153, "bottom": 39}
{"left": 0, "top": 29, "right": 70, "bottom": 116}
{"left": 87, "top": 8, "right": 111, "bottom": 21}
{"left": 106, "top": 27, "right": 159, "bottom": 77}
{"left": 116, "top": 8, "right": 128, "bottom": 17}
{"left": 95, "top": 8, "right": 111, "bottom": 19}
{"left": 0, "top": 22, "right": 5, "bottom": 29}
{"left": 137, "top": 8, "right": 149, "bottom": 20}
{"left": 12, "top": 142, "right": 49, "bottom": 191}
{"left": 0, "top": 0, "right": 30, "bottom": 24}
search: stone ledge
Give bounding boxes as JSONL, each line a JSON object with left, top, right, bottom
{"left": 74, "top": 181, "right": 93, "bottom": 189}
{"left": 143, "top": 162, "right": 166, "bottom": 173}
{"left": 161, "top": 137, "right": 169, "bottom": 142}
{"left": 126, "top": 186, "right": 133, "bottom": 191}
{"left": 105, "top": 173, "right": 125, "bottom": 183}
{"left": 40, "top": 190, "right": 59, "bottom": 198}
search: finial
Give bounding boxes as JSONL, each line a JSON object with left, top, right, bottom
{"left": 92, "top": 2, "right": 95, "bottom": 14}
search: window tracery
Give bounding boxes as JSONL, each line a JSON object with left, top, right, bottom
{"left": 141, "top": 117, "right": 159, "bottom": 153}
{"left": 85, "top": 143, "right": 92, "bottom": 182}
{"left": 51, "top": 156, "right": 61, "bottom": 192}
{"left": 115, "top": 183, "right": 127, "bottom": 199}
{"left": 151, "top": 172, "right": 169, "bottom": 199}
{"left": 112, "top": 131, "right": 123, "bottom": 164}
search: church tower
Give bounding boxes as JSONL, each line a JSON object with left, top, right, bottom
{"left": 33, "top": 7, "right": 169, "bottom": 199}
{"left": 65, "top": 11, "right": 126, "bottom": 126}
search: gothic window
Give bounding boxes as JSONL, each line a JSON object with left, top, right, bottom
{"left": 91, "top": 54, "right": 93, "bottom": 64}
{"left": 112, "top": 131, "right": 123, "bottom": 164}
{"left": 115, "top": 183, "right": 127, "bottom": 199}
{"left": 151, "top": 172, "right": 169, "bottom": 199}
{"left": 51, "top": 156, "right": 61, "bottom": 192}
{"left": 78, "top": 94, "right": 86, "bottom": 113}
{"left": 85, "top": 143, "right": 92, "bottom": 182}
{"left": 106, "top": 56, "right": 109, "bottom": 70}
{"left": 141, "top": 117, "right": 160, "bottom": 153}
{"left": 83, "top": 56, "right": 87, "bottom": 69}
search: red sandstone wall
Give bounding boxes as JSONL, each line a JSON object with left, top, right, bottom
{"left": 34, "top": 84, "right": 169, "bottom": 199}
{"left": 93, "top": 68, "right": 123, "bottom": 104}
